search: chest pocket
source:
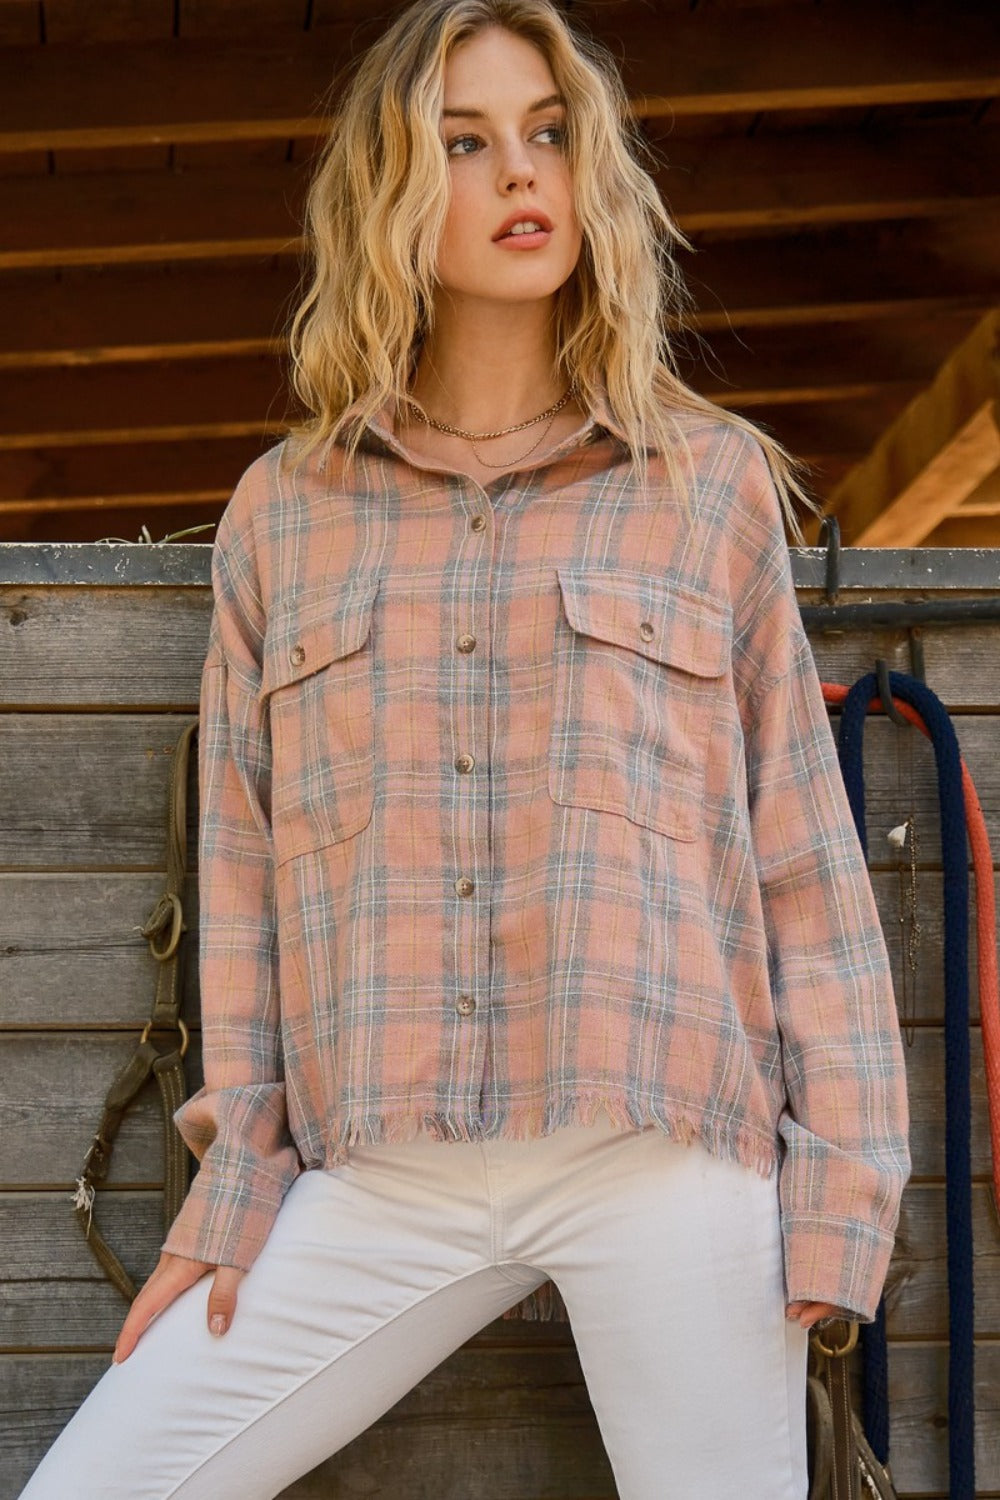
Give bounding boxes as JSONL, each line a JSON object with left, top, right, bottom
{"left": 548, "top": 567, "right": 731, "bottom": 841}
{"left": 262, "top": 576, "right": 380, "bottom": 865}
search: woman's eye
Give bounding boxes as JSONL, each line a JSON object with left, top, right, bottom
{"left": 445, "top": 124, "right": 566, "bottom": 157}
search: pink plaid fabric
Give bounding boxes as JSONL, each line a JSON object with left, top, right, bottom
{"left": 161, "top": 389, "right": 911, "bottom": 1323}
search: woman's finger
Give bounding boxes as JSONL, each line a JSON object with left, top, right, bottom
{"left": 786, "top": 1299, "right": 850, "bottom": 1329}
{"left": 112, "top": 1253, "right": 212, "bottom": 1364}
{"left": 205, "top": 1264, "right": 246, "bottom": 1338}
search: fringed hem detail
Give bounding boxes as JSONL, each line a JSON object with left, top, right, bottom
{"left": 318, "top": 1094, "right": 777, "bottom": 1321}
{"left": 321, "top": 1093, "right": 777, "bottom": 1175}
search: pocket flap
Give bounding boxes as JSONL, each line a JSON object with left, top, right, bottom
{"left": 262, "top": 576, "right": 380, "bottom": 696}
{"left": 555, "top": 567, "right": 731, "bottom": 678}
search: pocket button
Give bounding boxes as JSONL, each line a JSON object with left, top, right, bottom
{"left": 289, "top": 643, "right": 306, "bottom": 666}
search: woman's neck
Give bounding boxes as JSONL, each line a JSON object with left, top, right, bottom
{"left": 405, "top": 304, "right": 569, "bottom": 433}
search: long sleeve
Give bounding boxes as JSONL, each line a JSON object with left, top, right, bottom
{"left": 732, "top": 437, "right": 912, "bottom": 1323}
{"left": 161, "top": 470, "right": 303, "bottom": 1271}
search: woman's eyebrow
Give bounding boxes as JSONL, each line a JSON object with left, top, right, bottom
{"left": 442, "top": 92, "right": 566, "bottom": 120}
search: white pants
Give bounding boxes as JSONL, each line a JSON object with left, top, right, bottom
{"left": 19, "top": 1115, "right": 809, "bottom": 1499}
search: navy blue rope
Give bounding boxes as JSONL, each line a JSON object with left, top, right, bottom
{"left": 836, "top": 668, "right": 974, "bottom": 1496}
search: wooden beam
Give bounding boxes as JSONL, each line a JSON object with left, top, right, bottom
{"left": 0, "top": 263, "right": 299, "bottom": 368}
{"left": 953, "top": 468, "right": 1000, "bottom": 515}
{"left": 2, "top": 122, "right": 997, "bottom": 271}
{"left": 685, "top": 309, "right": 986, "bottom": 408}
{"left": 0, "top": 433, "right": 265, "bottom": 498}
{"left": 618, "top": 1, "right": 1000, "bottom": 117}
{"left": 684, "top": 213, "right": 1000, "bottom": 330}
{"left": 0, "top": 3, "right": 997, "bottom": 153}
{"left": 832, "top": 309, "right": 1000, "bottom": 545}
{"left": 1, "top": 214, "right": 997, "bottom": 367}
{"left": 655, "top": 122, "right": 1000, "bottom": 234}
{"left": 0, "top": 355, "right": 292, "bottom": 448}
{"left": 1, "top": 311, "right": 982, "bottom": 448}
{"left": 0, "top": 166, "right": 310, "bottom": 270}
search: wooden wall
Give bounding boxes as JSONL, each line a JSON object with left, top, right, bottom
{"left": 2, "top": 541, "right": 999, "bottom": 1498}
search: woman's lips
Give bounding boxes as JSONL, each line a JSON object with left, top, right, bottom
{"left": 494, "top": 229, "right": 552, "bottom": 248}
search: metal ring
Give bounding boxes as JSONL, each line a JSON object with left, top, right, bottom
{"left": 140, "top": 1015, "right": 190, "bottom": 1058}
{"left": 811, "top": 1318, "right": 859, "bottom": 1358}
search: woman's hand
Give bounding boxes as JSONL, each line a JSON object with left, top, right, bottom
{"left": 111, "top": 1251, "right": 246, "bottom": 1364}
{"left": 785, "top": 1299, "right": 854, "bottom": 1329}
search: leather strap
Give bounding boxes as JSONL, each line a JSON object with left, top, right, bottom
{"left": 807, "top": 1318, "right": 898, "bottom": 1500}
{"left": 71, "top": 720, "right": 198, "bottom": 1301}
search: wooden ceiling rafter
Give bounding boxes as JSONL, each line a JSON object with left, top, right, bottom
{"left": 831, "top": 308, "right": 1000, "bottom": 547}
{"left": 3, "top": 120, "right": 1000, "bottom": 272}
{"left": 1, "top": 4, "right": 998, "bottom": 152}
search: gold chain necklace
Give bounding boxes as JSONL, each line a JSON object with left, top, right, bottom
{"left": 408, "top": 380, "right": 576, "bottom": 439}
{"left": 401, "top": 381, "right": 578, "bottom": 468}
{"left": 470, "top": 411, "right": 562, "bottom": 468}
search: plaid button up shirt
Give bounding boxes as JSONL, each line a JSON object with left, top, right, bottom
{"left": 161, "top": 388, "right": 911, "bottom": 1323}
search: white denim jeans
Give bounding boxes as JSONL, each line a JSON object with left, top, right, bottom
{"left": 18, "top": 1114, "right": 809, "bottom": 1500}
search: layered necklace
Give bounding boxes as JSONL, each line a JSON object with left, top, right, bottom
{"left": 405, "top": 379, "right": 578, "bottom": 467}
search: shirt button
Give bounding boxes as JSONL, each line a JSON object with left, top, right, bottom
{"left": 456, "top": 994, "right": 476, "bottom": 1015}
{"left": 470, "top": 514, "right": 487, "bottom": 532}
{"left": 454, "top": 876, "right": 475, "bottom": 896}
{"left": 457, "top": 634, "right": 476, "bottom": 653}
{"left": 639, "top": 621, "right": 655, "bottom": 642}
{"left": 454, "top": 753, "right": 475, "bottom": 773}
{"left": 289, "top": 643, "right": 306, "bottom": 665}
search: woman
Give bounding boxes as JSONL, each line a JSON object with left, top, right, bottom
{"left": 19, "top": 2, "right": 910, "bottom": 1497}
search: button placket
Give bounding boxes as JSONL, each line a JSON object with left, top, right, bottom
{"left": 449, "top": 491, "right": 491, "bottom": 1066}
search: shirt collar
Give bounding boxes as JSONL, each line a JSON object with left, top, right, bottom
{"left": 331, "top": 377, "right": 644, "bottom": 461}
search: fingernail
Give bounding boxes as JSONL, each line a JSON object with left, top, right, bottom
{"left": 210, "top": 1314, "right": 226, "bottom": 1336}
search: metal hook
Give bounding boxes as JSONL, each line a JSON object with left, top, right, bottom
{"left": 817, "top": 515, "right": 841, "bottom": 603}
{"left": 875, "top": 658, "right": 910, "bottom": 726}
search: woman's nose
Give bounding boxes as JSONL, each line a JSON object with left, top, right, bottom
{"left": 498, "top": 141, "right": 535, "bottom": 191}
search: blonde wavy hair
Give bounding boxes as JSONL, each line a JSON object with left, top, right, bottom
{"left": 282, "top": 0, "right": 823, "bottom": 543}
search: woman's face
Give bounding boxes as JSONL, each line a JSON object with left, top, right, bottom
{"left": 433, "top": 27, "right": 583, "bottom": 311}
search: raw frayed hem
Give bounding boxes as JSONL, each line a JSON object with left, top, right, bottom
{"left": 322, "top": 1093, "right": 777, "bottom": 1178}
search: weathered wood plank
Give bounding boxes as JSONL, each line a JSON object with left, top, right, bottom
{"left": 886, "top": 1342, "right": 1000, "bottom": 1495}
{"left": 0, "top": 1033, "right": 204, "bottom": 1186}
{"left": 6, "top": 577, "right": 1000, "bottom": 708}
{"left": 0, "top": 1026, "right": 989, "bottom": 1185}
{"left": 888, "top": 1183, "right": 1000, "bottom": 1338}
{"left": 0, "top": 873, "right": 201, "bottom": 1026}
{"left": 0, "top": 710, "right": 998, "bottom": 867}
{"left": 5, "top": 1342, "right": 1000, "bottom": 1498}
{"left": 3, "top": 867, "right": 991, "bottom": 1028}
{"left": 0, "top": 714, "right": 200, "bottom": 866}
{"left": 1, "top": 1349, "right": 616, "bottom": 1500}
{"left": 0, "top": 1188, "right": 570, "bottom": 1347}
{"left": 2, "top": 1180, "right": 997, "bottom": 1347}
